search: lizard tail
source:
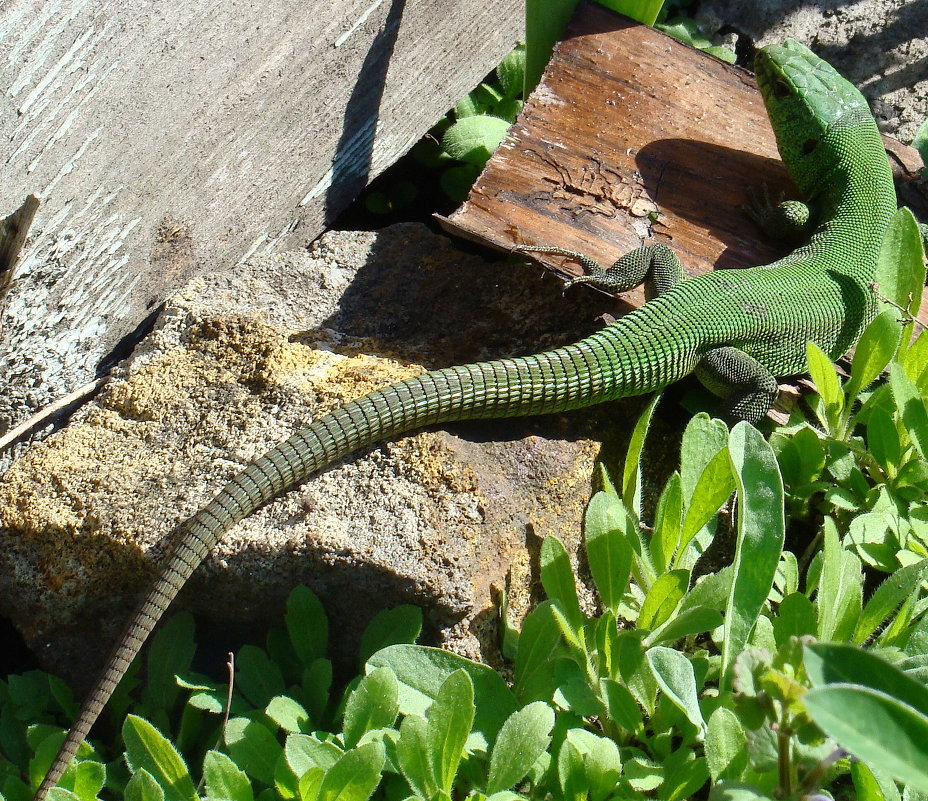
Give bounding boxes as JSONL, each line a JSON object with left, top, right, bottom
{"left": 35, "top": 316, "right": 685, "bottom": 799}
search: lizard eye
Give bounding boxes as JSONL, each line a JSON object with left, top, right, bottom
{"left": 802, "top": 138, "right": 818, "bottom": 155}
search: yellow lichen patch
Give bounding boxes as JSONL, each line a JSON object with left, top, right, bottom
{"left": 0, "top": 408, "right": 160, "bottom": 538}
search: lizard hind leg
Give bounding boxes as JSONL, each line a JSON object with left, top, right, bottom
{"left": 695, "top": 346, "right": 779, "bottom": 424}
{"left": 515, "top": 242, "right": 686, "bottom": 299}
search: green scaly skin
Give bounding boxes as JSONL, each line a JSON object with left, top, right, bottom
{"left": 34, "top": 41, "right": 895, "bottom": 799}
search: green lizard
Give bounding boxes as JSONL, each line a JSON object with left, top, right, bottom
{"left": 33, "top": 40, "right": 896, "bottom": 799}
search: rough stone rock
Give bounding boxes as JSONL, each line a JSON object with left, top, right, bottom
{"left": 696, "top": 0, "right": 927, "bottom": 144}
{"left": 0, "top": 223, "right": 639, "bottom": 684}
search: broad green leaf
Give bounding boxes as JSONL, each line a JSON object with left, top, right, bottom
{"left": 265, "top": 696, "right": 311, "bottom": 734}
{"left": 638, "top": 570, "right": 688, "bottom": 631}
{"left": 540, "top": 536, "right": 584, "bottom": 632}
{"left": 285, "top": 734, "right": 342, "bottom": 779}
{"left": 564, "top": 729, "right": 622, "bottom": 801}
{"left": 342, "top": 667, "right": 399, "bottom": 748}
{"left": 875, "top": 207, "right": 926, "bottom": 342}
{"left": 890, "top": 363, "right": 928, "bottom": 458}
{"left": 845, "top": 310, "right": 903, "bottom": 401}
{"left": 722, "top": 423, "right": 784, "bottom": 688}
{"left": 487, "top": 702, "right": 555, "bottom": 794}
{"left": 316, "top": 743, "right": 384, "bottom": 801}
{"left": 524, "top": 0, "right": 579, "bottom": 93}
{"left": 224, "top": 717, "right": 283, "bottom": 786}
{"left": 236, "top": 645, "right": 285, "bottom": 708}
{"left": 143, "top": 613, "right": 196, "bottom": 713}
{"left": 122, "top": 716, "right": 196, "bottom": 801}
{"left": 203, "top": 750, "right": 254, "bottom": 801}
{"left": 298, "top": 766, "right": 324, "bottom": 801}
{"left": 679, "top": 413, "right": 730, "bottom": 498}
{"left": 806, "top": 342, "right": 843, "bottom": 434}
{"left": 286, "top": 585, "right": 328, "bottom": 667}
{"left": 302, "top": 659, "right": 332, "bottom": 725}
{"left": 660, "top": 748, "right": 710, "bottom": 801}
{"left": 852, "top": 761, "right": 902, "bottom": 801}
{"left": 396, "top": 715, "right": 434, "bottom": 799}
{"left": 124, "top": 768, "right": 166, "bottom": 801}
{"left": 709, "top": 781, "right": 775, "bottom": 800}
{"left": 805, "top": 643, "right": 928, "bottom": 717}
{"left": 441, "top": 115, "right": 510, "bottom": 166}
{"left": 705, "top": 707, "right": 747, "bottom": 782}
{"left": 805, "top": 684, "right": 928, "bottom": 793}
{"left": 867, "top": 404, "right": 901, "bottom": 474}
{"left": 646, "top": 646, "right": 705, "bottom": 736}
{"left": 428, "top": 670, "right": 474, "bottom": 793}
{"left": 854, "top": 561, "right": 928, "bottom": 644}
{"left": 680, "top": 446, "right": 735, "bottom": 554}
{"left": 513, "top": 601, "right": 562, "bottom": 703}
{"left": 651, "top": 473, "right": 683, "bottom": 573}
{"left": 68, "top": 761, "right": 105, "bottom": 801}
{"left": 557, "top": 738, "right": 588, "bottom": 801}
{"left": 366, "top": 645, "right": 516, "bottom": 750}
{"left": 772, "top": 592, "right": 816, "bottom": 648}
{"left": 496, "top": 44, "right": 526, "bottom": 98}
{"left": 358, "top": 606, "right": 422, "bottom": 666}
{"left": 584, "top": 493, "right": 634, "bottom": 613}
{"left": 599, "top": 678, "right": 643, "bottom": 732}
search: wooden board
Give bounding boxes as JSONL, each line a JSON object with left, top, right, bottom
{"left": 0, "top": 0, "right": 523, "bottom": 446}
{"left": 440, "top": 2, "right": 927, "bottom": 318}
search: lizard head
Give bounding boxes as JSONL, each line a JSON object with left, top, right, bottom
{"left": 755, "top": 40, "right": 873, "bottom": 196}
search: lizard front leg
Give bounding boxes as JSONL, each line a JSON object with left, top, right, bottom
{"left": 515, "top": 243, "right": 778, "bottom": 422}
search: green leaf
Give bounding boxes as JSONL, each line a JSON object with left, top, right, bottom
{"left": 651, "top": 473, "right": 683, "bottom": 573}
{"left": 513, "top": 601, "right": 562, "bottom": 703}
{"left": 496, "top": 44, "right": 526, "bottom": 98}
{"left": 623, "top": 394, "right": 661, "bottom": 521}
{"left": 845, "top": 310, "right": 903, "bottom": 401}
{"left": 771, "top": 592, "right": 816, "bottom": 647}
{"left": 680, "top": 447, "right": 735, "bottom": 555}
{"left": 298, "top": 766, "right": 324, "bottom": 801}
{"left": 646, "top": 646, "right": 706, "bottom": 737}
{"left": 441, "top": 115, "right": 510, "bottom": 166}
{"left": 638, "top": 570, "right": 688, "bottom": 631}
{"left": 564, "top": 729, "right": 622, "bottom": 801}
{"left": 124, "top": 768, "right": 166, "bottom": 801}
{"left": 396, "top": 715, "right": 434, "bottom": 799}
{"left": 342, "top": 667, "right": 399, "bottom": 748}
{"left": 875, "top": 207, "right": 926, "bottom": 335}
{"left": 266, "top": 696, "right": 311, "bottom": 734}
{"left": 584, "top": 492, "right": 634, "bottom": 613}
{"left": 236, "top": 645, "right": 286, "bottom": 708}
{"left": 316, "top": 743, "right": 384, "bottom": 801}
{"left": 428, "top": 670, "right": 474, "bottom": 793}
{"left": 805, "top": 643, "right": 928, "bottom": 717}
{"left": 366, "top": 645, "right": 516, "bottom": 751}
{"left": 705, "top": 707, "right": 747, "bottom": 782}
{"left": 557, "top": 737, "right": 588, "bottom": 801}
{"left": 599, "top": 678, "right": 643, "bottom": 732}
{"left": 854, "top": 561, "right": 928, "bottom": 644}
{"left": 644, "top": 605, "right": 723, "bottom": 647}
{"left": 143, "top": 612, "right": 196, "bottom": 714}
{"left": 540, "top": 536, "right": 584, "bottom": 632}
{"left": 487, "top": 702, "right": 555, "bottom": 794}
{"left": 285, "top": 734, "right": 342, "bottom": 779}
{"left": 816, "top": 518, "right": 864, "bottom": 642}
{"left": 804, "top": 683, "right": 928, "bottom": 793}
{"left": 358, "top": 606, "right": 422, "bottom": 666}
{"left": 890, "top": 363, "right": 928, "bottom": 458}
{"left": 806, "top": 342, "right": 844, "bottom": 434}
{"left": 203, "top": 750, "right": 254, "bottom": 801}
{"left": 722, "top": 423, "right": 784, "bottom": 688}
{"left": 224, "top": 717, "right": 284, "bottom": 786}
{"left": 867, "top": 404, "right": 901, "bottom": 474}
{"left": 122, "top": 716, "right": 196, "bottom": 801}
{"left": 286, "top": 585, "right": 328, "bottom": 666}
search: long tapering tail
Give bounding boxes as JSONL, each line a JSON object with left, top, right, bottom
{"left": 35, "top": 317, "right": 687, "bottom": 799}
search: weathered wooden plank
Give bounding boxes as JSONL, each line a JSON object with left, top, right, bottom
{"left": 441, "top": 3, "right": 926, "bottom": 320}
{"left": 0, "top": 0, "right": 523, "bottom": 441}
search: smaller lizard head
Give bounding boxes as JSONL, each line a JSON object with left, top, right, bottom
{"left": 755, "top": 40, "right": 873, "bottom": 196}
